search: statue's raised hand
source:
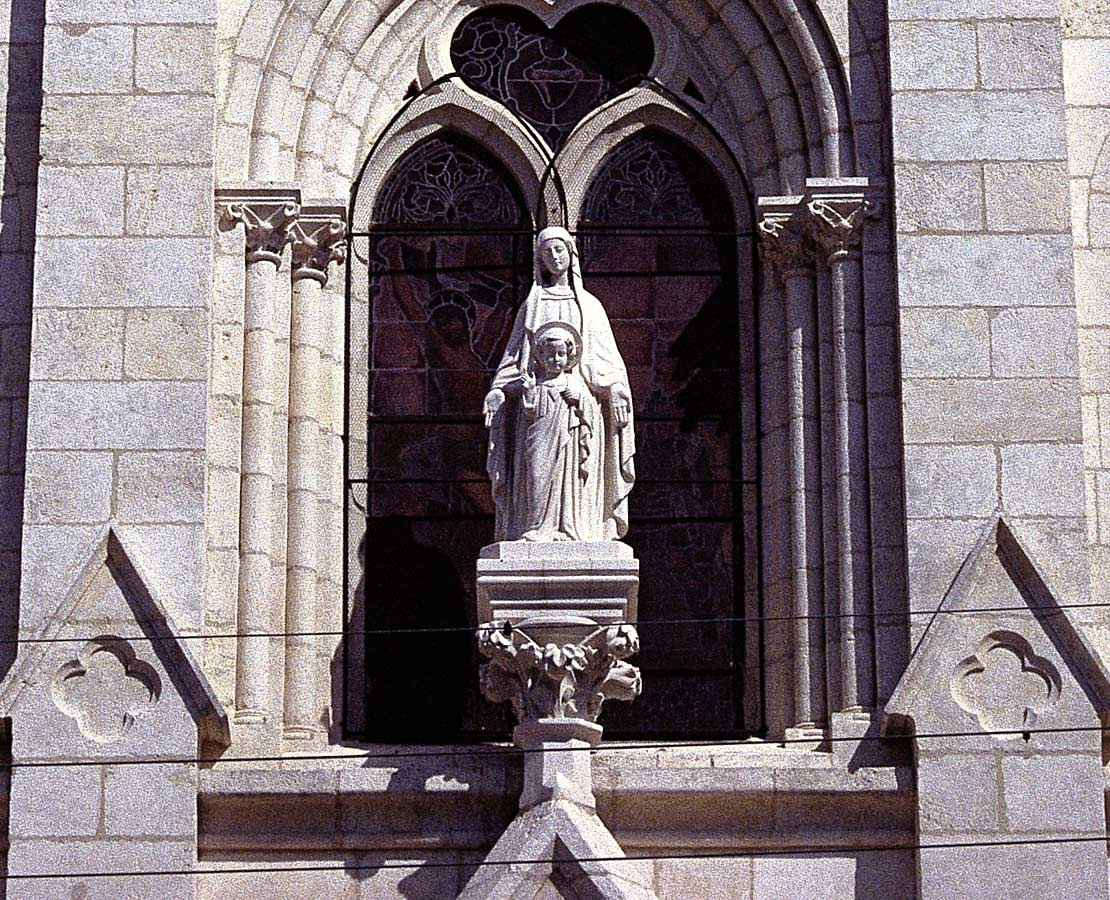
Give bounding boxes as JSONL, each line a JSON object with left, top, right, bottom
{"left": 483, "top": 388, "right": 506, "bottom": 428}
{"left": 610, "top": 383, "right": 632, "bottom": 428}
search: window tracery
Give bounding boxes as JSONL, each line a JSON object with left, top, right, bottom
{"left": 359, "top": 132, "right": 530, "bottom": 740}
{"left": 450, "top": 5, "right": 653, "bottom": 149}
{"left": 578, "top": 131, "right": 749, "bottom": 736}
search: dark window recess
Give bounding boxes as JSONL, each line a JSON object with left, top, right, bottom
{"left": 350, "top": 119, "right": 757, "bottom": 739}
{"left": 450, "top": 4, "right": 653, "bottom": 149}
{"left": 357, "top": 132, "right": 531, "bottom": 741}
{"left": 579, "top": 131, "right": 751, "bottom": 738}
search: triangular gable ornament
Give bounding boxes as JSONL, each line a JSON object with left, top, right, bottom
{"left": 883, "top": 509, "right": 1110, "bottom": 745}
{"left": 0, "top": 525, "right": 229, "bottom": 751}
{"left": 457, "top": 792, "right": 657, "bottom": 900}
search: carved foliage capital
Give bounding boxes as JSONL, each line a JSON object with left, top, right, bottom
{"left": 477, "top": 622, "right": 642, "bottom": 724}
{"left": 757, "top": 212, "right": 814, "bottom": 277}
{"left": 219, "top": 191, "right": 301, "bottom": 265}
{"left": 292, "top": 210, "right": 348, "bottom": 284}
{"left": 806, "top": 195, "right": 878, "bottom": 260}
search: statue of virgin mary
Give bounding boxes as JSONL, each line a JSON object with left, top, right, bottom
{"left": 483, "top": 226, "right": 636, "bottom": 542}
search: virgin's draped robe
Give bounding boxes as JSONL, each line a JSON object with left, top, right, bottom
{"left": 486, "top": 284, "right": 635, "bottom": 541}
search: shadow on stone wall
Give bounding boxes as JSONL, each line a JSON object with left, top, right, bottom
{"left": 0, "top": 4, "right": 43, "bottom": 891}
{"left": 0, "top": 1, "right": 43, "bottom": 683}
{"left": 345, "top": 758, "right": 515, "bottom": 897}
{"left": 847, "top": 0, "right": 912, "bottom": 707}
{"left": 338, "top": 520, "right": 473, "bottom": 741}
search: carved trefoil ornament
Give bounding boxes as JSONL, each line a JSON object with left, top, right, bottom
{"left": 50, "top": 637, "right": 162, "bottom": 743}
{"left": 478, "top": 622, "right": 642, "bottom": 723}
{"left": 951, "top": 630, "right": 1061, "bottom": 739}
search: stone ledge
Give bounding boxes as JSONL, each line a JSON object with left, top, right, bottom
{"left": 197, "top": 747, "right": 912, "bottom": 853}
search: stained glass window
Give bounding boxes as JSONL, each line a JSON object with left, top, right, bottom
{"left": 357, "top": 133, "right": 531, "bottom": 740}
{"left": 350, "top": 13, "right": 757, "bottom": 741}
{"left": 450, "top": 5, "right": 653, "bottom": 149}
{"left": 579, "top": 132, "right": 752, "bottom": 737}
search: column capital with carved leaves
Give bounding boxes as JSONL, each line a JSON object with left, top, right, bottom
{"left": 292, "top": 202, "right": 348, "bottom": 285}
{"left": 217, "top": 185, "right": 302, "bottom": 266}
{"left": 757, "top": 197, "right": 815, "bottom": 280}
{"left": 805, "top": 179, "right": 882, "bottom": 263}
{"left": 478, "top": 622, "right": 642, "bottom": 728}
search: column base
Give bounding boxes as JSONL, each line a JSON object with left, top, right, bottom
{"left": 232, "top": 708, "right": 268, "bottom": 725}
{"left": 830, "top": 708, "right": 884, "bottom": 768}
{"left": 784, "top": 723, "right": 828, "bottom": 750}
{"left": 282, "top": 725, "right": 322, "bottom": 741}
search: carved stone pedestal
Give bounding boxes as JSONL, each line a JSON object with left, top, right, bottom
{"left": 477, "top": 541, "right": 639, "bottom": 643}
{"left": 515, "top": 718, "right": 601, "bottom": 811}
{"left": 460, "top": 542, "right": 657, "bottom": 900}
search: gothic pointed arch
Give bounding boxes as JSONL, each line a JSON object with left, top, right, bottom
{"left": 556, "top": 87, "right": 755, "bottom": 227}
{"left": 221, "top": 0, "right": 860, "bottom": 195}
{"left": 348, "top": 82, "right": 552, "bottom": 232}
{"left": 345, "top": 128, "right": 533, "bottom": 740}
{"left": 571, "top": 127, "right": 759, "bottom": 736}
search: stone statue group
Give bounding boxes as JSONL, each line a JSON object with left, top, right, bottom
{"left": 483, "top": 227, "right": 636, "bottom": 542}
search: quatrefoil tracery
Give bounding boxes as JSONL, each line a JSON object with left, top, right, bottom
{"left": 50, "top": 637, "right": 162, "bottom": 744}
{"left": 950, "top": 631, "right": 1061, "bottom": 739}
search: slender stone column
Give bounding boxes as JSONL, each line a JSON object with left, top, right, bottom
{"left": 759, "top": 202, "right": 827, "bottom": 737}
{"left": 283, "top": 203, "right": 346, "bottom": 739}
{"left": 219, "top": 188, "right": 300, "bottom": 724}
{"left": 319, "top": 265, "right": 346, "bottom": 736}
{"left": 807, "top": 184, "right": 878, "bottom": 714}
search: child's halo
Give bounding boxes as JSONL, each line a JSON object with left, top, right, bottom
{"left": 531, "top": 320, "right": 583, "bottom": 370}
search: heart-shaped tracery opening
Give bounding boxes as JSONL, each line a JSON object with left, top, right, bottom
{"left": 450, "top": 4, "right": 654, "bottom": 150}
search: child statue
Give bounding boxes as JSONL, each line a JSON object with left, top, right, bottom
{"left": 516, "top": 322, "right": 596, "bottom": 541}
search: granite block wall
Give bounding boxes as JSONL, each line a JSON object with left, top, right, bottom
{"left": 1064, "top": 0, "right": 1110, "bottom": 643}
{"left": 3, "top": 0, "right": 219, "bottom": 892}
{"left": 889, "top": 0, "right": 1093, "bottom": 639}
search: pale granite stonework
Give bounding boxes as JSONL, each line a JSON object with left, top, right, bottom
{"left": 123, "top": 308, "right": 207, "bottom": 380}
{"left": 29, "top": 308, "right": 125, "bottom": 380}
{"left": 125, "top": 166, "right": 213, "bottom": 237}
{"left": 0, "top": 0, "right": 1108, "bottom": 895}
{"left": 39, "top": 24, "right": 133, "bottom": 95}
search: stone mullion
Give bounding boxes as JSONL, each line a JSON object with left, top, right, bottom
{"left": 283, "top": 205, "right": 346, "bottom": 740}
{"left": 219, "top": 189, "right": 300, "bottom": 725}
{"left": 758, "top": 204, "right": 828, "bottom": 737}
{"left": 809, "top": 189, "right": 878, "bottom": 715}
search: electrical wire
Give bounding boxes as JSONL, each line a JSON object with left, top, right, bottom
{"left": 4, "top": 599, "right": 1104, "bottom": 647}
{"left": 5, "top": 836, "right": 1109, "bottom": 881}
